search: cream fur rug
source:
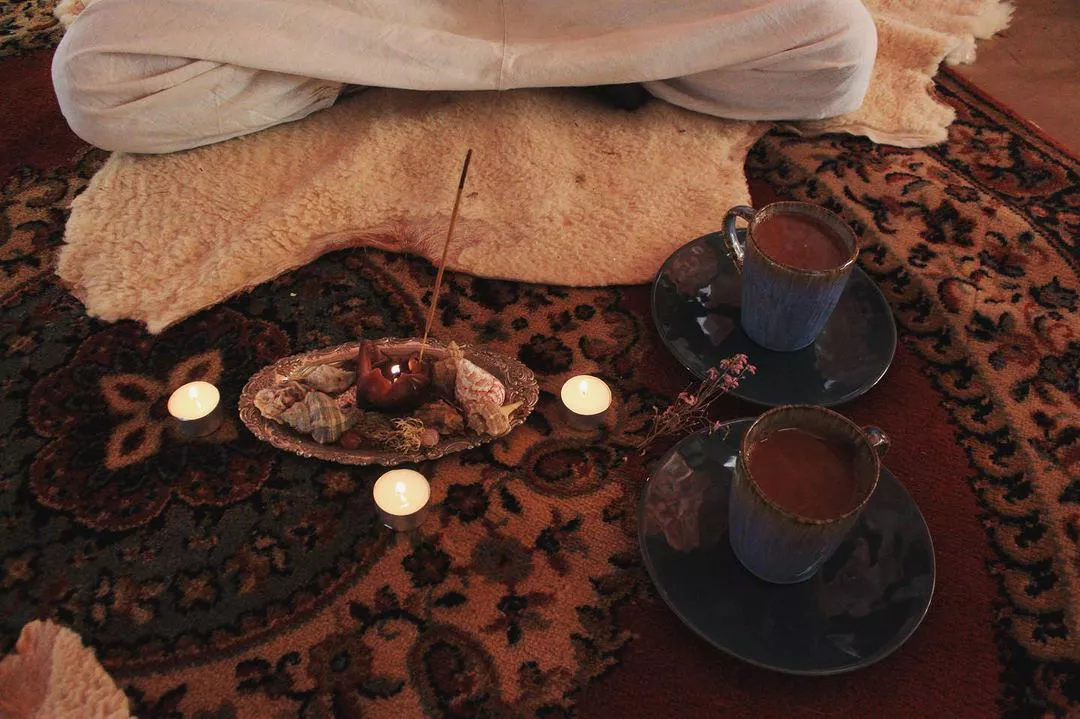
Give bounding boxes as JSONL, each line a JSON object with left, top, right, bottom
{"left": 57, "top": 0, "right": 1013, "bottom": 333}
{"left": 0, "top": 621, "right": 130, "bottom": 719}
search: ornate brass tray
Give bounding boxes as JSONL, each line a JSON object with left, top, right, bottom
{"left": 239, "top": 338, "right": 539, "bottom": 466}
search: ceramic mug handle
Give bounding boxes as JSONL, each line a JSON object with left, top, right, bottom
{"left": 863, "top": 426, "right": 890, "bottom": 457}
{"left": 722, "top": 205, "right": 756, "bottom": 272}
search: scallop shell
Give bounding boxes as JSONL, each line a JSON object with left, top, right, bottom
{"left": 253, "top": 381, "right": 309, "bottom": 421}
{"left": 455, "top": 358, "right": 506, "bottom": 412}
{"left": 290, "top": 364, "right": 355, "bottom": 394}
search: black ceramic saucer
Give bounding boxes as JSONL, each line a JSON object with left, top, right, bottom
{"left": 639, "top": 419, "right": 935, "bottom": 676}
{"left": 651, "top": 232, "right": 897, "bottom": 407}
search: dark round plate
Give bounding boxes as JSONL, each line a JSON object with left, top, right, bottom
{"left": 639, "top": 419, "right": 935, "bottom": 676}
{"left": 651, "top": 232, "right": 897, "bottom": 407}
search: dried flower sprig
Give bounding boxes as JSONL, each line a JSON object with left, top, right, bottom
{"left": 637, "top": 354, "right": 755, "bottom": 452}
{"left": 386, "top": 417, "right": 426, "bottom": 453}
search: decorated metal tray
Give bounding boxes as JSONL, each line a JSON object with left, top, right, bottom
{"left": 239, "top": 338, "right": 539, "bottom": 466}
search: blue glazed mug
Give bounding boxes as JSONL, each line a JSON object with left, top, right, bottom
{"left": 728, "top": 405, "right": 889, "bottom": 584}
{"left": 722, "top": 202, "right": 858, "bottom": 351}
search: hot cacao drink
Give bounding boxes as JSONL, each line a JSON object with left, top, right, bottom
{"left": 745, "top": 427, "right": 861, "bottom": 520}
{"left": 752, "top": 212, "right": 850, "bottom": 271}
{"left": 723, "top": 201, "right": 858, "bottom": 351}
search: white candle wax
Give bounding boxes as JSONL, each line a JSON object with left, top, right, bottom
{"left": 560, "top": 375, "right": 612, "bottom": 416}
{"left": 167, "top": 381, "right": 220, "bottom": 421}
{"left": 373, "top": 469, "right": 431, "bottom": 517}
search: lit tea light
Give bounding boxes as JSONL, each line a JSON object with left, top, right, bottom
{"left": 167, "top": 381, "right": 223, "bottom": 438}
{"left": 389, "top": 364, "right": 402, "bottom": 380}
{"left": 560, "top": 375, "right": 612, "bottom": 429}
{"left": 373, "top": 469, "right": 430, "bottom": 531}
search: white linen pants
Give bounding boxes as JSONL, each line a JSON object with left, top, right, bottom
{"left": 52, "top": 0, "right": 877, "bottom": 153}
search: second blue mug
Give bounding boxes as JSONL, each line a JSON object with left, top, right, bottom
{"left": 722, "top": 202, "right": 858, "bottom": 352}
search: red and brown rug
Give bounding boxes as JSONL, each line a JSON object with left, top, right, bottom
{"left": 2, "top": 24, "right": 1078, "bottom": 719}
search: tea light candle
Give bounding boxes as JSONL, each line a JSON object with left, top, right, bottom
{"left": 167, "top": 381, "right": 223, "bottom": 438}
{"left": 373, "top": 469, "right": 431, "bottom": 531}
{"left": 560, "top": 375, "right": 612, "bottom": 429}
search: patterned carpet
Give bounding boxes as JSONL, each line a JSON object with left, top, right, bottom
{"left": 0, "top": 0, "right": 60, "bottom": 58}
{"left": 2, "top": 11, "right": 1079, "bottom": 719}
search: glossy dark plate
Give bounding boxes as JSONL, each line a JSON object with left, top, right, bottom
{"left": 651, "top": 232, "right": 897, "bottom": 407}
{"left": 639, "top": 419, "right": 935, "bottom": 676}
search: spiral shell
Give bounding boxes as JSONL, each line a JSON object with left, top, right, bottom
{"left": 466, "top": 400, "right": 521, "bottom": 437}
{"left": 290, "top": 364, "right": 355, "bottom": 394}
{"left": 279, "top": 391, "right": 358, "bottom": 444}
{"left": 254, "top": 381, "right": 308, "bottom": 421}
{"left": 455, "top": 359, "right": 506, "bottom": 413}
{"left": 432, "top": 342, "right": 466, "bottom": 397}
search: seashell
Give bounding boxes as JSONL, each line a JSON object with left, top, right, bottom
{"left": 421, "top": 428, "right": 440, "bottom": 448}
{"left": 278, "top": 396, "right": 317, "bottom": 436}
{"left": 455, "top": 359, "right": 506, "bottom": 413}
{"left": 279, "top": 391, "right": 358, "bottom": 444}
{"left": 414, "top": 400, "right": 465, "bottom": 435}
{"left": 467, "top": 400, "right": 521, "bottom": 437}
{"left": 336, "top": 389, "right": 357, "bottom": 412}
{"left": 254, "top": 381, "right": 309, "bottom": 422}
{"left": 432, "top": 342, "right": 465, "bottom": 397}
{"left": 291, "top": 364, "right": 355, "bottom": 394}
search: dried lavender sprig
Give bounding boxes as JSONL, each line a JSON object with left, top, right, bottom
{"left": 637, "top": 354, "right": 755, "bottom": 452}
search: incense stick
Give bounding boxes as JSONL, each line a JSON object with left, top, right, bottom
{"left": 419, "top": 149, "right": 472, "bottom": 360}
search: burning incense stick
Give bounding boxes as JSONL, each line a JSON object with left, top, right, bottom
{"left": 419, "top": 149, "right": 472, "bottom": 361}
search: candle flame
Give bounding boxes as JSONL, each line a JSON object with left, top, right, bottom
{"left": 578, "top": 379, "right": 590, "bottom": 395}
{"left": 374, "top": 470, "right": 430, "bottom": 518}
{"left": 167, "top": 381, "right": 220, "bottom": 421}
{"left": 390, "top": 364, "right": 401, "bottom": 378}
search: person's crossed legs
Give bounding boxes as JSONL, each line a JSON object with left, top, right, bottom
{"left": 53, "top": 0, "right": 876, "bottom": 154}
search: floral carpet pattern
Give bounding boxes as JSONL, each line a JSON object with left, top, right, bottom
{"left": 747, "top": 74, "right": 1080, "bottom": 712}
{"left": 1, "top": 20, "right": 1079, "bottom": 715}
{"left": 5, "top": 233, "right": 666, "bottom": 713}
{"left": 0, "top": 0, "right": 60, "bottom": 57}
